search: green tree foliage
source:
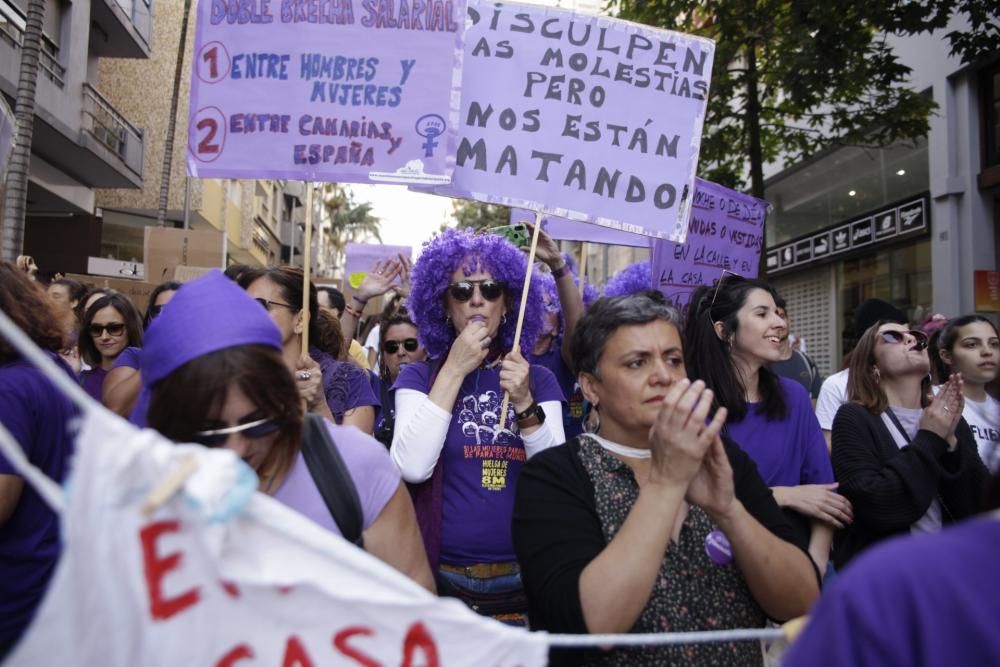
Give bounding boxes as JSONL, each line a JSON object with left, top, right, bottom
{"left": 450, "top": 199, "right": 512, "bottom": 232}
{"left": 609, "top": 0, "right": 997, "bottom": 197}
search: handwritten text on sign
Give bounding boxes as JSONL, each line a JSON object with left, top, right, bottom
{"left": 650, "top": 178, "right": 767, "bottom": 311}
{"left": 429, "top": 1, "right": 714, "bottom": 242}
{"left": 187, "top": 0, "right": 467, "bottom": 184}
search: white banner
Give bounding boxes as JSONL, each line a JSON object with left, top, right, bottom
{"left": 6, "top": 409, "right": 547, "bottom": 666}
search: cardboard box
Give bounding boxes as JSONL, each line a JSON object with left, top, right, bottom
{"left": 64, "top": 273, "right": 159, "bottom": 316}
{"left": 144, "top": 227, "right": 224, "bottom": 283}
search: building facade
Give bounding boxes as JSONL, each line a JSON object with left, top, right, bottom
{"left": 1, "top": 0, "right": 149, "bottom": 274}
{"left": 762, "top": 18, "right": 999, "bottom": 375}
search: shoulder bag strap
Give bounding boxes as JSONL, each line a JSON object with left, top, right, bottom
{"left": 300, "top": 414, "right": 365, "bottom": 547}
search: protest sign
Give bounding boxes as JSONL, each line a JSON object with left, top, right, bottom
{"left": 64, "top": 273, "right": 159, "bottom": 316}
{"left": 650, "top": 178, "right": 767, "bottom": 311}
{"left": 344, "top": 242, "right": 412, "bottom": 288}
{"left": 510, "top": 207, "right": 647, "bottom": 247}
{"left": 144, "top": 227, "right": 224, "bottom": 283}
{"left": 186, "top": 0, "right": 467, "bottom": 185}
{"left": 8, "top": 406, "right": 549, "bottom": 666}
{"left": 173, "top": 265, "right": 217, "bottom": 283}
{"left": 428, "top": 0, "right": 714, "bottom": 242}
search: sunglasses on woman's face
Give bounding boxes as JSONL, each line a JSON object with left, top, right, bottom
{"left": 191, "top": 416, "right": 281, "bottom": 447}
{"left": 447, "top": 279, "right": 505, "bottom": 303}
{"left": 88, "top": 322, "right": 126, "bottom": 337}
{"left": 879, "top": 329, "right": 929, "bottom": 351}
{"left": 384, "top": 338, "right": 419, "bottom": 354}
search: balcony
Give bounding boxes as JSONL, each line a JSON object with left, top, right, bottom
{"left": 0, "top": 13, "right": 66, "bottom": 88}
{"left": 89, "top": 0, "right": 152, "bottom": 59}
{"left": 81, "top": 82, "right": 144, "bottom": 185}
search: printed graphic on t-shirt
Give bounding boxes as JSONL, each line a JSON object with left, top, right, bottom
{"left": 456, "top": 390, "right": 525, "bottom": 492}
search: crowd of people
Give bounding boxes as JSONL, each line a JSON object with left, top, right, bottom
{"left": 1, "top": 232, "right": 999, "bottom": 663}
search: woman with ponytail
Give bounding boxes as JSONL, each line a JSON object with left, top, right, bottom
{"left": 684, "top": 275, "right": 850, "bottom": 575}
{"left": 239, "top": 266, "right": 379, "bottom": 433}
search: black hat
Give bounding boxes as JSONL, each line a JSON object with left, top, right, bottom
{"left": 854, "top": 298, "right": 907, "bottom": 336}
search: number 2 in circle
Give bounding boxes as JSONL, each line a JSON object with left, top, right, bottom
{"left": 197, "top": 118, "right": 219, "bottom": 154}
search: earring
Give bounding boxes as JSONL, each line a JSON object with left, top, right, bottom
{"left": 873, "top": 367, "right": 881, "bottom": 383}
{"left": 585, "top": 404, "right": 601, "bottom": 434}
{"left": 501, "top": 313, "right": 508, "bottom": 326}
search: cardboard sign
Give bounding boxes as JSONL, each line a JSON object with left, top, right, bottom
{"left": 173, "top": 265, "right": 216, "bottom": 283}
{"left": 186, "top": 0, "right": 467, "bottom": 185}
{"left": 143, "top": 227, "right": 224, "bottom": 284}
{"left": 343, "top": 243, "right": 412, "bottom": 288}
{"left": 63, "top": 273, "right": 159, "bottom": 316}
{"left": 427, "top": 0, "right": 714, "bottom": 242}
{"left": 649, "top": 178, "right": 767, "bottom": 311}
{"left": 8, "top": 408, "right": 548, "bottom": 666}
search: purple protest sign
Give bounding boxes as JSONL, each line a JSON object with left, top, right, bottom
{"left": 509, "top": 208, "right": 647, "bottom": 247}
{"left": 426, "top": 1, "right": 714, "bottom": 242}
{"left": 650, "top": 178, "right": 768, "bottom": 311}
{"left": 187, "top": 0, "right": 466, "bottom": 185}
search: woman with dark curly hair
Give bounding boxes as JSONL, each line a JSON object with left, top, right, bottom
{"left": 239, "top": 266, "right": 379, "bottom": 433}
{"left": 77, "top": 292, "right": 143, "bottom": 402}
{"left": 391, "top": 228, "right": 565, "bottom": 624}
{"left": 372, "top": 306, "right": 427, "bottom": 448}
{"left": 0, "top": 262, "right": 78, "bottom": 659}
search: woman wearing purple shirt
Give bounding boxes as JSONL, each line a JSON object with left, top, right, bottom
{"left": 77, "top": 293, "right": 143, "bottom": 402}
{"left": 0, "top": 262, "right": 79, "bottom": 660}
{"left": 684, "top": 276, "right": 852, "bottom": 575}
{"left": 391, "top": 229, "right": 565, "bottom": 625}
{"left": 141, "top": 270, "right": 433, "bottom": 592}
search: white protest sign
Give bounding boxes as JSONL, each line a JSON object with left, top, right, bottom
{"left": 187, "top": 0, "right": 467, "bottom": 185}
{"left": 8, "top": 408, "right": 548, "bottom": 666}
{"left": 427, "top": 0, "right": 714, "bottom": 242}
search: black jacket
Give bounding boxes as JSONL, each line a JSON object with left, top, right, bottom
{"left": 831, "top": 402, "right": 988, "bottom": 568}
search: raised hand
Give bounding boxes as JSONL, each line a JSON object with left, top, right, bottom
{"left": 294, "top": 355, "right": 325, "bottom": 412}
{"left": 445, "top": 319, "right": 491, "bottom": 377}
{"left": 685, "top": 435, "right": 735, "bottom": 517}
{"left": 356, "top": 258, "right": 402, "bottom": 302}
{"left": 920, "top": 373, "right": 964, "bottom": 445}
{"left": 518, "top": 222, "right": 563, "bottom": 270}
{"left": 499, "top": 347, "right": 533, "bottom": 412}
{"left": 647, "top": 379, "right": 727, "bottom": 489}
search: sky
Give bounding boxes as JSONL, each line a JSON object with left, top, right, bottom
{"left": 347, "top": 184, "right": 456, "bottom": 257}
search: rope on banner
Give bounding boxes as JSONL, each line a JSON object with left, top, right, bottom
{"left": 546, "top": 626, "right": 789, "bottom": 648}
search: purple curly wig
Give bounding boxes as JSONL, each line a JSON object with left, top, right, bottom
{"left": 560, "top": 252, "right": 599, "bottom": 308}
{"left": 408, "top": 228, "right": 545, "bottom": 358}
{"left": 603, "top": 261, "right": 652, "bottom": 298}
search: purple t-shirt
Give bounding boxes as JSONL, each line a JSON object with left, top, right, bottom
{"left": 394, "top": 360, "right": 564, "bottom": 565}
{"left": 529, "top": 339, "right": 582, "bottom": 440}
{"left": 110, "top": 347, "right": 152, "bottom": 429}
{"left": 79, "top": 366, "right": 107, "bottom": 402}
{"left": 724, "top": 376, "right": 834, "bottom": 487}
{"left": 272, "top": 421, "right": 400, "bottom": 536}
{"left": 0, "top": 358, "right": 78, "bottom": 646}
{"left": 783, "top": 517, "right": 1000, "bottom": 666}
{"left": 310, "top": 348, "right": 379, "bottom": 424}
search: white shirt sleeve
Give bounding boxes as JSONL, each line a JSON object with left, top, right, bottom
{"left": 389, "top": 388, "right": 451, "bottom": 483}
{"left": 519, "top": 401, "right": 566, "bottom": 458}
{"left": 815, "top": 370, "right": 849, "bottom": 430}
{"left": 364, "top": 325, "right": 381, "bottom": 352}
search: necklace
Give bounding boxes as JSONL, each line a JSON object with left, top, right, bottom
{"left": 588, "top": 433, "right": 652, "bottom": 459}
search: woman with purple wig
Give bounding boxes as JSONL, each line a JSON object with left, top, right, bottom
{"left": 391, "top": 228, "right": 566, "bottom": 625}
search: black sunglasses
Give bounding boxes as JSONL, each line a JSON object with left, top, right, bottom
{"left": 447, "top": 279, "right": 506, "bottom": 303}
{"left": 191, "top": 416, "right": 281, "bottom": 447}
{"left": 88, "top": 322, "right": 126, "bottom": 337}
{"left": 384, "top": 338, "right": 419, "bottom": 354}
{"left": 254, "top": 297, "right": 298, "bottom": 312}
{"left": 879, "top": 329, "right": 928, "bottom": 351}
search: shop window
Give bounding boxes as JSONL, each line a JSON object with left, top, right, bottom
{"left": 984, "top": 62, "right": 1000, "bottom": 171}
{"left": 836, "top": 240, "right": 932, "bottom": 360}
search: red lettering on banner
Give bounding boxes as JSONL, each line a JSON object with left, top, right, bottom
{"left": 139, "top": 520, "right": 201, "bottom": 621}
{"left": 401, "top": 623, "right": 440, "bottom": 667}
{"left": 282, "top": 635, "right": 316, "bottom": 667}
{"left": 220, "top": 580, "right": 241, "bottom": 599}
{"left": 333, "top": 627, "right": 382, "bottom": 667}
{"left": 216, "top": 644, "right": 255, "bottom": 666}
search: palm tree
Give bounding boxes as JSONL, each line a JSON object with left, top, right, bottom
{"left": 1, "top": 0, "right": 45, "bottom": 261}
{"left": 156, "top": 0, "right": 192, "bottom": 227}
{"left": 321, "top": 184, "right": 382, "bottom": 276}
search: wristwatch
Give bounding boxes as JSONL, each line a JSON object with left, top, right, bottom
{"left": 516, "top": 401, "right": 546, "bottom": 429}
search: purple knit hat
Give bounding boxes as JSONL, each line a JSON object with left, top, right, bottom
{"left": 408, "top": 228, "right": 545, "bottom": 358}
{"left": 141, "top": 270, "right": 281, "bottom": 387}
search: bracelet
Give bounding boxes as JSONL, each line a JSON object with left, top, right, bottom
{"left": 550, "top": 262, "right": 571, "bottom": 280}
{"left": 352, "top": 294, "right": 368, "bottom": 305}
{"left": 515, "top": 401, "right": 539, "bottom": 420}
{"left": 344, "top": 304, "right": 363, "bottom": 319}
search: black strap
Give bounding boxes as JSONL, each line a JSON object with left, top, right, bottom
{"left": 300, "top": 414, "right": 365, "bottom": 547}
{"left": 885, "top": 408, "right": 912, "bottom": 444}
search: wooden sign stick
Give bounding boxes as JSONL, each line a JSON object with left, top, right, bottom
{"left": 301, "top": 182, "right": 313, "bottom": 354}
{"left": 577, "top": 242, "right": 588, "bottom": 299}
{"left": 498, "top": 211, "right": 543, "bottom": 432}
